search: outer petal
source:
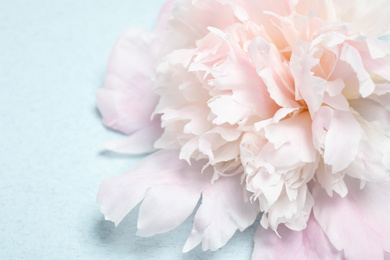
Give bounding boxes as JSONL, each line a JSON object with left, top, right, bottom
{"left": 252, "top": 214, "right": 344, "bottom": 260}
{"left": 103, "top": 119, "right": 163, "bottom": 154}
{"left": 97, "top": 28, "right": 161, "bottom": 134}
{"left": 183, "top": 174, "right": 259, "bottom": 252}
{"left": 313, "top": 178, "right": 390, "bottom": 260}
{"left": 136, "top": 184, "right": 200, "bottom": 236}
{"left": 97, "top": 150, "right": 209, "bottom": 229}
{"left": 155, "top": 0, "right": 176, "bottom": 36}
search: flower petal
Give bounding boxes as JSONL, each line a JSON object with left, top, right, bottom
{"left": 290, "top": 42, "right": 327, "bottom": 114}
{"left": 136, "top": 184, "right": 201, "bottom": 237}
{"left": 97, "top": 150, "right": 208, "bottom": 227}
{"left": 97, "top": 28, "right": 160, "bottom": 134}
{"left": 183, "top": 175, "right": 259, "bottom": 252}
{"left": 323, "top": 110, "right": 361, "bottom": 173}
{"left": 252, "top": 214, "right": 344, "bottom": 260}
{"left": 313, "top": 178, "right": 390, "bottom": 260}
{"left": 103, "top": 120, "right": 163, "bottom": 154}
{"left": 264, "top": 111, "right": 317, "bottom": 163}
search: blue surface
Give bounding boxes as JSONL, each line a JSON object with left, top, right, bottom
{"left": 0, "top": 1, "right": 257, "bottom": 259}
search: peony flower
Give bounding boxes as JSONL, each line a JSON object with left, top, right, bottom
{"left": 97, "top": 0, "right": 390, "bottom": 259}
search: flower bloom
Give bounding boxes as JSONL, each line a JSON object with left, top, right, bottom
{"left": 97, "top": 0, "right": 390, "bottom": 259}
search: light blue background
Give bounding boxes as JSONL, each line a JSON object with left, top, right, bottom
{"left": 0, "top": 1, "right": 258, "bottom": 259}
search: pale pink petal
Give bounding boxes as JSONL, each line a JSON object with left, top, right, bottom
{"left": 326, "top": 78, "right": 345, "bottom": 97}
{"left": 290, "top": 43, "right": 327, "bottom": 114}
{"left": 210, "top": 37, "right": 280, "bottom": 120}
{"left": 333, "top": 0, "right": 390, "bottom": 36}
{"left": 208, "top": 95, "right": 252, "bottom": 125}
{"left": 311, "top": 105, "right": 334, "bottom": 152}
{"left": 339, "top": 44, "right": 375, "bottom": 98}
{"left": 97, "top": 88, "right": 155, "bottom": 135}
{"left": 295, "top": 0, "right": 337, "bottom": 21}
{"left": 264, "top": 111, "right": 317, "bottom": 163}
{"left": 254, "top": 107, "right": 298, "bottom": 131}
{"left": 183, "top": 175, "right": 259, "bottom": 252}
{"left": 342, "top": 117, "right": 390, "bottom": 182}
{"left": 249, "top": 36, "right": 298, "bottom": 109}
{"left": 322, "top": 93, "right": 349, "bottom": 111}
{"left": 323, "top": 110, "right": 361, "bottom": 173}
{"left": 98, "top": 28, "right": 160, "bottom": 134}
{"left": 260, "top": 184, "right": 314, "bottom": 232}
{"left": 97, "top": 150, "right": 208, "bottom": 227}
{"left": 103, "top": 120, "right": 163, "bottom": 154}
{"left": 360, "top": 51, "right": 390, "bottom": 82}
{"left": 154, "top": 0, "right": 176, "bottom": 36}
{"left": 349, "top": 97, "right": 390, "bottom": 126}
{"left": 315, "top": 161, "right": 347, "bottom": 197}
{"left": 252, "top": 215, "right": 344, "bottom": 260}
{"left": 313, "top": 178, "right": 390, "bottom": 260}
{"left": 136, "top": 184, "right": 201, "bottom": 236}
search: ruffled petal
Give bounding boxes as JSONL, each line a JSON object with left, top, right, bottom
{"left": 249, "top": 36, "right": 298, "bottom": 109}
{"left": 290, "top": 42, "right": 327, "bottom": 115}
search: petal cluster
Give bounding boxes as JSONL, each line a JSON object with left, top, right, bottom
{"left": 97, "top": 0, "right": 390, "bottom": 259}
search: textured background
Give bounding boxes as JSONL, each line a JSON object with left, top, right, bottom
{"left": 0, "top": 1, "right": 258, "bottom": 259}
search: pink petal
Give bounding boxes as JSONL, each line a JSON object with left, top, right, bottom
{"left": 311, "top": 105, "right": 334, "bottom": 152}
{"left": 349, "top": 97, "right": 390, "bottom": 126}
{"left": 313, "top": 178, "right": 390, "bottom": 260}
{"left": 208, "top": 95, "right": 252, "bottom": 125}
{"left": 97, "top": 150, "right": 208, "bottom": 227}
{"left": 97, "top": 28, "right": 160, "bottom": 134}
{"left": 315, "top": 161, "right": 347, "bottom": 198}
{"left": 264, "top": 111, "right": 317, "bottom": 163}
{"left": 154, "top": 0, "right": 176, "bottom": 36}
{"left": 332, "top": 0, "right": 390, "bottom": 37}
{"left": 323, "top": 110, "right": 361, "bottom": 173}
{"left": 339, "top": 44, "right": 375, "bottom": 98}
{"left": 252, "top": 214, "right": 344, "bottom": 260}
{"left": 136, "top": 184, "right": 201, "bottom": 236}
{"left": 183, "top": 175, "right": 259, "bottom": 252}
{"left": 360, "top": 51, "right": 390, "bottom": 82}
{"left": 249, "top": 36, "right": 298, "bottom": 109}
{"left": 210, "top": 37, "right": 280, "bottom": 121}
{"left": 103, "top": 120, "right": 163, "bottom": 154}
{"left": 290, "top": 43, "right": 327, "bottom": 115}
{"left": 342, "top": 118, "right": 390, "bottom": 182}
